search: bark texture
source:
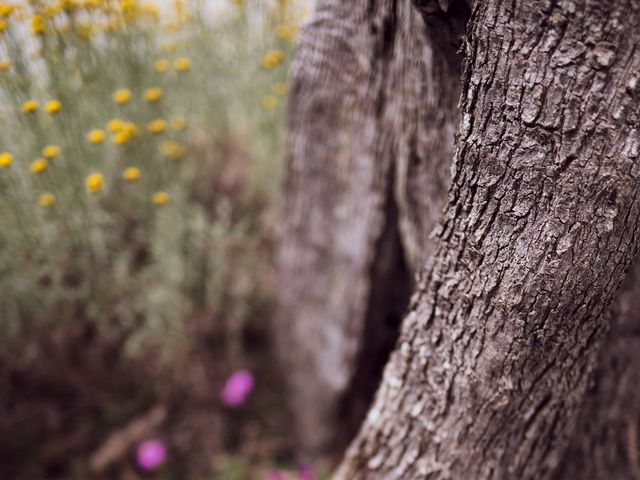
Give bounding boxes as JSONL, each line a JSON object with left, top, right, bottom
{"left": 276, "top": 0, "right": 461, "bottom": 455}
{"left": 337, "top": 1, "right": 640, "bottom": 478}
{"left": 556, "top": 258, "right": 640, "bottom": 480}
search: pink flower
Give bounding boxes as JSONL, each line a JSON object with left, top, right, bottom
{"left": 220, "top": 369, "right": 254, "bottom": 407}
{"left": 297, "top": 464, "right": 315, "bottom": 480}
{"left": 135, "top": 439, "right": 167, "bottom": 471}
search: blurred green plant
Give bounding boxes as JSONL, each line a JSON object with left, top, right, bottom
{"left": 0, "top": 0, "right": 304, "bottom": 364}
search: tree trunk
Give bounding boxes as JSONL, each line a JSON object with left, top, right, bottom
{"left": 276, "top": 0, "right": 461, "bottom": 455}
{"left": 335, "top": 1, "right": 640, "bottom": 478}
{"left": 555, "top": 258, "right": 640, "bottom": 480}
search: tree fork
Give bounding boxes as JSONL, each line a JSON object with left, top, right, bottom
{"left": 337, "top": 1, "right": 640, "bottom": 478}
{"left": 276, "top": 0, "right": 462, "bottom": 456}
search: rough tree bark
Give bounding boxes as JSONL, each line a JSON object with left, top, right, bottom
{"left": 277, "top": 0, "right": 640, "bottom": 477}
{"left": 555, "top": 258, "right": 640, "bottom": 480}
{"left": 276, "top": 0, "right": 460, "bottom": 455}
{"left": 335, "top": 0, "right": 640, "bottom": 478}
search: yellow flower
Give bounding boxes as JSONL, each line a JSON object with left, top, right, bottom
{"left": 110, "top": 122, "right": 138, "bottom": 144}
{"left": 261, "top": 95, "right": 278, "bottom": 110}
{"left": 43, "top": 3, "right": 62, "bottom": 17}
{"left": 44, "top": 99, "right": 62, "bottom": 114}
{"left": 174, "top": 57, "right": 191, "bottom": 71}
{"left": 147, "top": 118, "right": 166, "bottom": 133}
{"left": 170, "top": 115, "right": 186, "bottom": 131}
{"left": 106, "top": 118, "right": 124, "bottom": 132}
{"left": 275, "top": 24, "right": 296, "bottom": 42}
{"left": 141, "top": 2, "right": 158, "bottom": 18}
{"left": 144, "top": 87, "right": 162, "bottom": 102}
{"left": 122, "top": 166, "right": 140, "bottom": 181}
{"left": 42, "top": 144, "right": 60, "bottom": 158}
{"left": 87, "top": 128, "right": 105, "bottom": 143}
{"left": 0, "top": 60, "right": 10, "bottom": 71}
{"left": 30, "top": 158, "right": 48, "bottom": 174}
{"left": 260, "top": 49, "right": 284, "bottom": 69}
{"left": 112, "top": 131, "right": 128, "bottom": 144}
{"left": 21, "top": 99, "right": 38, "bottom": 113}
{"left": 272, "top": 82, "right": 288, "bottom": 96}
{"left": 124, "top": 122, "right": 140, "bottom": 136}
{"left": 0, "top": 151, "right": 12, "bottom": 167}
{"left": 38, "top": 192, "right": 55, "bottom": 207}
{"left": 120, "top": 0, "right": 140, "bottom": 19}
{"left": 151, "top": 191, "right": 169, "bottom": 205}
{"left": 31, "top": 15, "right": 44, "bottom": 34}
{"left": 159, "top": 140, "right": 185, "bottom": 159}
{"left": 85, "top": 172, "right": 103, "bottom": 193}
{"left": 82, "top": 0, "right": 100, "bottom": 9}
{"left": 112, "top": 88, "right": 132, "bottom": 104}
{"left": 154, "top": 58, "right": 169, "bottom": 73}
{"left": 0, "top": 19, "right": 7, "bottom": 32}
{"left": 0, "top": 4, "right": 15, "bottom": 16}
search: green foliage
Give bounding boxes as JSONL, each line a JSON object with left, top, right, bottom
{"left": 0, "top": 0, "right": 302, "bottom": 363}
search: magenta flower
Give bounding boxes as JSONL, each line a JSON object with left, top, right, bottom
{"left": 297, "top": 464, "right": 315, "bottom": 480}
{"left": 135, "top": 439, "right": 167, "bottom": 471}
{"left": 220, "top": 369, "right": 254, "bottom": 407}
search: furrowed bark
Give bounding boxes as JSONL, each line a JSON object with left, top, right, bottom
{"left": 276, "top": 0, "right": 460, "bottom": 455}
{"left": 555, "top": 258, "right": 640, "bottom": 480}
{"left": 337, "top": 1, "right": 640, "bottom": 478}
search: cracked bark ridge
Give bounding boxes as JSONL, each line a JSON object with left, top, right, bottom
{"left": 337, "top": 1, "right": 640, "bottom": 478}
{"left": 276, "top": 0, "right": 461, "bottom": 456}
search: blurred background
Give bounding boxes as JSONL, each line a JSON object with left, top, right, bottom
{"left": 0, "top": 0, "right": 312, "bottom": 478}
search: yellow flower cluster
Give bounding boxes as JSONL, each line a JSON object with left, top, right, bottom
{"left": 147, "top": 119, "right": 165, "bottom": 133}
{"left": 160, "top": 139, "right": 184, "bottom": 159}
{"left": 31, "top": 15, "right": 45, "bottom": 35}
{"left": 21, "top": 0, "right": 164, "bottom": 38}
{"left": 42, "top": 145, "right": 60, "bottom": 158}
{"left": 106, "top": 118, "right": 139, "bottom": 144}
{"left": 38, "top": 192, "right": 55, "bottom": 207}
{"left": 87, "top": 129, "right": 106, "bottom": 144}
{"left": 85, "top": 172, "right": 103, "bottom": 193}
{"left": 21, "top": 99, "right": 65, "bottom": 115}
{"left": 0, "top": 3, "right": 15, "bottom": 17}
{"left": 144, "top": 87, "right": 162, "bottom": 102}
{"left": 151, "top": 190, "right": 169, "bottom": 205}
{"left": 122, "top": 166, "right": 140, "bottom": 181}
{"left": 44, "top": 99, "right": 62, "bottom": 114}
{"left": 113, "top": 88, "right": 132, "bottom": 104}
{"left": 30, "top": 158, "right": 48, "bottom": 174}
{"left": 154, "top": 57, "right": 191, "bottom": 73}
{"left": 0, "top": 152, "right": 12, "bottom": 168}
{"left": 174, "top": 57, "right": 190, "bottom": 71}
{"left": 21, "top": 99, "right": 38, "bottom": 113}
{"left": 260, "top": 49, "right": 284, "bottom": 69}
